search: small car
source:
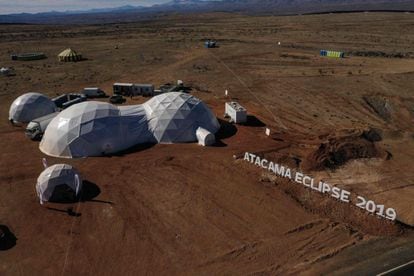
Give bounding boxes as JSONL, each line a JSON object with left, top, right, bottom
{"left": 109, "top": 94, "right": 126, "bottom": 104}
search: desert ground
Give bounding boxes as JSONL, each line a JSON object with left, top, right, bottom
{"left": 0, "top": 12, "right": 414, "bottom": 274}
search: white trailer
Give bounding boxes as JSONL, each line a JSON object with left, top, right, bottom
{"left": 135, "top": 84, "right": 155, "bottom": 96}
{"left": 225, "top": 101, "right": 247, "bottom": 124}
{"left": 113, "top": 83, "right": 154, "bottom": 96}
{"left": 113, "top": 83, "right": 133, "bottom": 95}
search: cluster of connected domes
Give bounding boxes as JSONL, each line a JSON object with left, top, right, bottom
{"left": 39, "top": 92, "right": 220, "bottom": 158}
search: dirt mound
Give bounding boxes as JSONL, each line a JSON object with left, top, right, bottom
{"left": 303, "top": 128, "right": 383, "bottom": 171}
{"left": 261, "top": 173, "right": 404, "bottom": 237}
{"left": 266, "top": 128, "right": 385, "bottom": 171}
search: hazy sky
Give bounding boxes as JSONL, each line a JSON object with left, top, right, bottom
{"left": 0, "top": 0, "right": 171, "bottom": 14}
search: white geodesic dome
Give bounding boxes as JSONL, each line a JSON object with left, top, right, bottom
{"left": 36, "top": 164, "right": 82, "bottom": 204}
{"left": 39, "top": 101, "right": 150, "bottom": 158}
{"left": 9, "top": 92, "right": 56, "bottom": 123}
{"left": 143, "top": 92, "right": 220, "bottom": 143}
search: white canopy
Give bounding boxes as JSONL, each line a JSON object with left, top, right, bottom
{"left": 58, "top": 48, "right": 82, "bottom": 62}
{"left": 36, "top": 164, "right": 82, "bottom": 204}
{"left": 40, "top": 92, "right": 220, "bottom": 158}
{"left": 9, "top": 92, "right": 56, "bottom": 123}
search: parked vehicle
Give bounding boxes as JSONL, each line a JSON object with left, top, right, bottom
{"left": 51, "top": 94, "right": 69, "bottom": 108}
{"left": 0, "top": 67, "right": 14, "bottom": 76}
{"left": 205, "top": 40, "right": 217, "bottom": 48}
{"left": 25, "top": 112, "right": 60, "bottom": 140}
{"left": 62, "top": 95, "right": 86, "bottom": 109}
{"left": 52, "top": 93, "right": 87, "bottom": 109}
{"left": 109, "top": 94, "right": 126, "bottom": 104}
{"left": 82, "top": 87, "right": 106, "bottom": 98}
{"left": 159, "top": 80, "right": 187, "bottom": 93}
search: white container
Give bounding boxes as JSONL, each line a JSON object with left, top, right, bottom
{"left": 225, "top": 101, "right": 247, "bottom": 124}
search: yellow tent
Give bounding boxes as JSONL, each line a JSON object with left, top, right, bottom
{"left": 58, "top": 48, "right": 82, "bottom": 62}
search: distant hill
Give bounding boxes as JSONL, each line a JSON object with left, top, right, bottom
{"left": 1, "top": 0, "right": 413, "bottom": 24}
{"left": 161, "top": 0, "right": 414, "bottom": 14}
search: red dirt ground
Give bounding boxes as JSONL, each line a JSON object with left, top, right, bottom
{"left": 1, "top": 12, "right": 414, "bottom": 274}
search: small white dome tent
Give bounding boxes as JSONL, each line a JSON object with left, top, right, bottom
{"left": 143, "top": 92, "right": 220, "bottom": 143}
{"left": 9, "top": 92, "right": 56, "bottom": 123}
{"left": 36, "top": 164, "right": 82, "bottom": 204}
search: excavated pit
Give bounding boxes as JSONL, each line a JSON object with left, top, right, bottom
{"left": 302, "top": 128, "right": 384, "bottom": 171}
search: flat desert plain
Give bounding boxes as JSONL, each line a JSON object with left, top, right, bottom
{"left": 0, "top": 12, "right": 414, "bottom": 275}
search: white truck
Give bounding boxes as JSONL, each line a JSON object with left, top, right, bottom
{"left": 82, "top": 87, "right": 106, "bottom": 98}
{"left": 25, "top": 112, "right": 59, "bottom": 140}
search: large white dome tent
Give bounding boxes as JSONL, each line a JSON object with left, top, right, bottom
{"left": 143, "top": 92, "right": 220, "bottom": 143}
{"left": 39, "top": 92, "right": 220, "bottom": 158}
{"left": 39, "top": 101, "right": 151, "bottom": 158}
{"left": 36, "top": 164, "right": 82, "bottom": 204}
{"left": 9, "top": 92, "right": 56, "bottom": 123}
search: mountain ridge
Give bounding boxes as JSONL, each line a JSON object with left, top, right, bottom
{"left": 1, "top": 0, "right": 413, "bottom": 24}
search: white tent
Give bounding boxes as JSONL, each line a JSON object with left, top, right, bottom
{"left": 36, "top": 164, "right": 82, "bottom": 204}
{"left": 39, "top": 101, "right": 150, "bottom": 158}
{"left": 9, "top": 92, "right": 56, "bottom": 123}
{"left": 143, "top": 92, "right": 220, "bottom": 143}
{"left": 40, "top": 92, "right": 220, "bottom": 158}
{"left": 58, "top": 48, "right": 82, "bottom": 62}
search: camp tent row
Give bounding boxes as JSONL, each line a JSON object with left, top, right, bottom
{"left": 58, "top": 48, "right": 82, "bottom": 62}
{"left": 9, "top": 49, "right": 82, "bottom": 62}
